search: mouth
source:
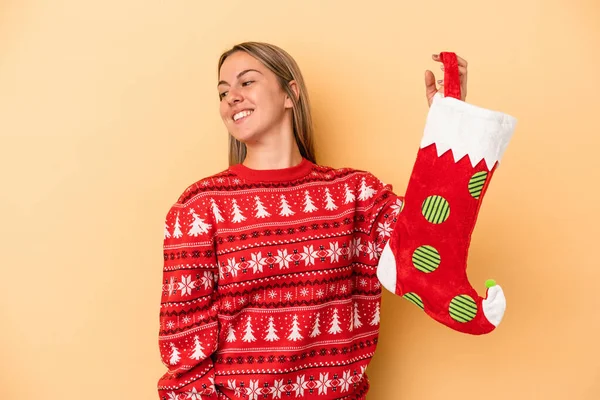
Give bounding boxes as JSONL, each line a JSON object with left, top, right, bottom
{"left": 232, "top": 109, "right": 254, "bottom": 123}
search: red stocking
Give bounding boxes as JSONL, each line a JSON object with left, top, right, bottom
{"left": 377, "top": 52, "right": 517, "bottom": 335}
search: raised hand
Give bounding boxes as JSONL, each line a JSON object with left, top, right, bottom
{"left": 425, "top": 53, "right": 468, "bottom": 107}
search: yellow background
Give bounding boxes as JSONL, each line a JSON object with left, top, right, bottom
{"left": 1, "top": 0, "right": 599, "bottom": 399}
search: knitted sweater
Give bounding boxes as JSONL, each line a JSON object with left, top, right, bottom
{"left": 157, "top": 92, "right": 516, "bottom": 400}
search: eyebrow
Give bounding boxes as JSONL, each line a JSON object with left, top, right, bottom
{"left": 218, "top": 69, "right": 262, "bottom": 88}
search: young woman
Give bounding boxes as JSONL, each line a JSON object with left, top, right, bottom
{"left": 157, "top": 42, "right": 516, "bottom": 399}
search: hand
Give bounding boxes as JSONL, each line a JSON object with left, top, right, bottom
{"left": 425, "top": 53, "right": 468, "bottom": 107}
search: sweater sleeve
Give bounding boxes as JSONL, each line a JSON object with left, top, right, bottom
{"left": 374, "top": 92, "right": 517, "bottom": 335}
{"left": 157, "top": 199, "right": 220, "bottom": 399}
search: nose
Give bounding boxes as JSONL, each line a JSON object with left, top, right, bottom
{"left": 227, "top": 87, "right": 243, "bottom": 105}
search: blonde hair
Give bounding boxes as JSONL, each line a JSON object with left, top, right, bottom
{"left": 217, "top": 42, "right": 317, "bottom": 166}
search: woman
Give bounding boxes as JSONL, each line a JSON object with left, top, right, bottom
{"left": 157, "top": 42, "right": 516, "bottom": 399}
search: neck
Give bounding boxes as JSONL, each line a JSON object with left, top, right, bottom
{"left": 242, "top": 113, "right": 303, "bottom": 170}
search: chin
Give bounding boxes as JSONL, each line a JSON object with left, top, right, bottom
{"left": 230, "top": 128, "right": 262, "bottom": 144}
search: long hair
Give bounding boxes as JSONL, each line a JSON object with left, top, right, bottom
{"left": 217, "top": 42, "right": 317, "bottom": 166}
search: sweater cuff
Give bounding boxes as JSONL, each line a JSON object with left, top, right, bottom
{"left": 420, "top": 92, "right": 517, "bottom": 170}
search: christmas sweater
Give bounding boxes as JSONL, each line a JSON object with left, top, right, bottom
{"left": 158, "top": 54, "right": 517, "bottom": 400}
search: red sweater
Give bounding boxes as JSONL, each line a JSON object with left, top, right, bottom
{"left": 157, "top": 92, "right": 516, "bottom": 399}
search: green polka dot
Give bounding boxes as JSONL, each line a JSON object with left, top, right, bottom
{"left": 485, "top": 279, "right": 497, "bottom": 288}
{"left": 412, "top": 245, "right": 441, "bottom": 273}
{"left": 421, "top": 195, "right": 450, "bottom": 224}
{"left": 468, "top": 171, "right": 488, "bottom": 199}
{"left": 449, "top": 295, "right": 478, "bottom": 323}
{"left": 403, "top": 292, "right": 424, "bottom": 310}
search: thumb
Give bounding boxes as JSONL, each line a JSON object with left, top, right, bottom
{"left": 424, "top": 70, "right": 439, "bottom": 106}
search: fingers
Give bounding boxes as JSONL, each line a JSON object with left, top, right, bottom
{"left": 424, "top": 69, "right": 442, "bottom": 106}
{"left": 433, "top": 52, "right": 468, "bottom": 67}
{"left": 440, "top": 65, "right": 467, "bottom": 76}
{"left": 425, "top": 70, "right": 439, "bottom": 94}
{"left": 432, "top": 52, "right": 468, "bottom": 102}
{"left": 424, "top": 69, "right": 436, "bottom": 89}
{"left": 434, "top": 53, "right": 468, "bottom": 73}
{"left": 455, "top": 54, "right": 468, "bottom": 68}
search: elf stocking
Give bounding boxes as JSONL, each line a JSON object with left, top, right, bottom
{"left": 377, "top": 52, "right": 517, "bottom": 335}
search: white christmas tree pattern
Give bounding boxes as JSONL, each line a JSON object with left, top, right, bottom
{"left": 190, "top": 335, "right": 206, "bottom": 360}
{"left": 242, "top": 316, "right": 257, "bottom": 342}
{"left": 172, "top": 212, "right": 183, "bottom": 238}
{"left": 264, "top": 316, "right": 280, "bottom": 342}
{"left": 164, "top": 222, "right": 171, "bottom": 239}
{"left": 231, "top": 199, "right": 247, "bottom": 223}
{"left": 287, "top": 315, "right": 303, "bottom": 341}
{"left": 353, "top": 302, "right": 363, "bottom": 329}
{"left": 328, "top": 308, "right": 342, "bottom": 334}
{"left": 370, "top": 303, "right": 381, "bottom": 326}
{"left": 279, "top": 194, "right": 295, "bottom": 217}
{"left": 324, "top": 187, "right": 338, "bottom": 211}
{"left": 303, "top": 190, "right": 318, "bottom": 213}
{"left": 226, "top": 324, "right": 237, "bottom": 343}
{"left": 253, "top": 196, "right": 271, "bottom": 218}
{"left": 343, "top": 183, "right": 356, "bottom": 204}
{"left": 168, "top": 342, "right": 181, "bottom": 365}
{"left": 210, "top": 198, "right": 225, "bottom": 223}
{"left": 358, "top": 177, "right": 376, "bottom": 201}
{"left": 188, "top": 208, "right": 212, "bottom": 237}
{"left": 309, "top": 312, "right": 321, "bottom": 338}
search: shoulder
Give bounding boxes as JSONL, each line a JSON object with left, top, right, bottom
{"left": 315, "top": 161, "right": 387, "bottom": 188}
{"left": 163, "top": 167, "right": 231, "bottom": 232}
{"left": 173, "top": 167, "right": 233, "bottom": 206}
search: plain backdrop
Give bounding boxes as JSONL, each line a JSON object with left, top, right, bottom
{"left": 1, "top": 0, "right": 599, "bottom": 399}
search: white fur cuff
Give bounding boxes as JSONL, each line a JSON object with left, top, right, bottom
{"left": 420, "top": 92, "right": 517, "bottom": 170}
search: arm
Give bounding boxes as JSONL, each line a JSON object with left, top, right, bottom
{"left": 373, "top": 84, "right": 516, "bottom": 335}
{"left": 158, "top": 200, "right": 219, "bottom": 399}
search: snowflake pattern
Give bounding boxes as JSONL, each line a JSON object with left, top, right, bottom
{"left": 222, "top": 367, "right": 367, "bottom": 398}
{"left": 376, "top": 221, "right": 393, "bottom": 239}
{"left": 178, "top": 275, "right": 194, "bottom": 296}
{"left": 217, "top": 236, "right": 382, "bottom": 278}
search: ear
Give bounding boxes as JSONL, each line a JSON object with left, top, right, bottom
{"left": 284, "top": 80, "right": 300, "bottom": 109}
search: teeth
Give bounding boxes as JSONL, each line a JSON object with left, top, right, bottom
{"left": 233, "top": 110, "right": 253, "bottom": 121}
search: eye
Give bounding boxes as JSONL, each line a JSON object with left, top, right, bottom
{"left": 219, "top": 91, "right": 228, "bottom": 100}
{"left": 242, "top": 81, "right": 254, "bottom": 87}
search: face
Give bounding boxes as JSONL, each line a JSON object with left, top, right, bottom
{"left": 218, "top": 51, "right": 295, "bottom": 144}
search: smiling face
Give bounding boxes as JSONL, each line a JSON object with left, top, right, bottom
{"left": 218, "top": 51, "right": 294, "bottom": 145}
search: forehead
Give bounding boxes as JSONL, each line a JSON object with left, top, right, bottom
{"left": 219, "top": 51, "right": 265, "bottom": 80}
